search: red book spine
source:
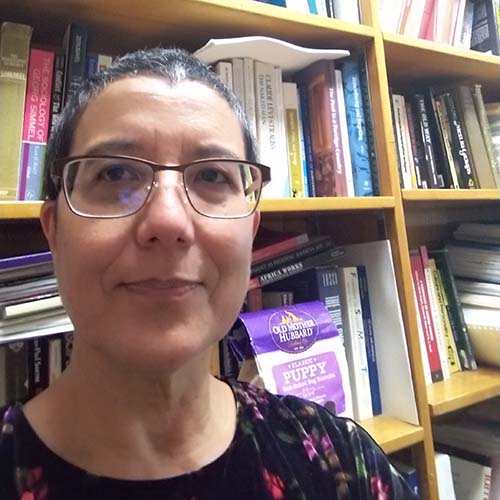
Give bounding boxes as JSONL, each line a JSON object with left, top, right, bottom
{"left": 410, "top": 251, "right": 443, "bottom": 382}
{"left": 252, "top": 233, "right": 309, "bottom": 263}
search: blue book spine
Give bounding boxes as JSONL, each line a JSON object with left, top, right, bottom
{"left": 256, "top": 0, "right": 286, "bottom": 5}
{"left": 296, "top": 79, "right": 316, "bottom": 196}
{"left": 0, "top": 251, "right": 52, "bottom": 270}
{"left": 24, "top": 143, "right": 46, "bottom": 200}
{"left": 357, "top": 265, "right": 382, "bottom": 415}
{"left": 307, "top": 0, "right": 318, "bottom": 14}
{"left": 341, "top": 59, "right": 373, "bottom": 196}
{"left": 296, "top": 85, "right": 310, "bottom": 197}
{"left": 85, "top": 54, "right": 98, "bottom": 79}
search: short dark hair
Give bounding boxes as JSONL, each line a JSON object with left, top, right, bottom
{"left": 44, "top": 47, "right": 257, "bottom": 199}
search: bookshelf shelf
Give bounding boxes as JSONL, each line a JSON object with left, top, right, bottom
{"left": 359, "top": 415, "right": 424, "bottom": 454}
{"left": 383, "top": 32, "right": 500, "bottom": 98}
{"left": 427, "top": 368, "right": 500, "bottom": 417}
{"left": 260, "top": 196, "right": 395, "bottom": 212}
{"left": 402, "top": 189, "right": 500, "bottom": 205}
{"left": 0, "top": 202, "right": 43, "bottom": 220}
{"left": 0, "top": 0, "right": 375, "bottom": 54}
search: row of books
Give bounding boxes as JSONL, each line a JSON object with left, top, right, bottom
{"left": 380, "top": 0, "right": 500, "bottom": 55}
{"left": 212, "top": 52, "right": 380, "bottom": 198}
{"left": 0, "top": 21, "right": 112, "bottom": 201}
{"left": 410, "top": 222, "right": 500, "bottom": 385}
{"left": 434, "top": 398, "right": 500, "bottom": 500}
{"left": 0, "top": 332, "right": 74, "bottom": 406}
{"left": 220, "top": 229, "right": 418, "bottom": 422}
{"left": 391, "top": 85, "right": 500, "bottom": 190}
{"left": 252, "top": 0, "right": 361, "bottom": 23}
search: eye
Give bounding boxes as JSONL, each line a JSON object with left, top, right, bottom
{"left": 195, "top": 165, "right": 230, "bottom": 184}
{"left": 98, "top": 163, "right": 142, "bottom": 182}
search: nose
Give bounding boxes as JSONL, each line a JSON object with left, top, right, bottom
{"left": 134, "top": 171, "right": 195, "bottom": 247}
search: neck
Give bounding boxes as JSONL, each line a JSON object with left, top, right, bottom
{"left": 25, "top": 338, "right": 237, "bottom": 479}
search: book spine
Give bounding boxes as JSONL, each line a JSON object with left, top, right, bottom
{"left": 413, "top": 93, "right": 442, "bottom": 188}
{"left": 61, "top": 332, "right": 74, "bottom": 370}
{"left": 245, "top": 286, "right": 263, "bottom": 312}
{"left": 420, "top": 246, "right": 450, "bottom": 380}
{"left": 472, "top": 83, "right": 500, "bottom": 188}
{"left": 393, "top": 94, "right": 413, "bottom": 188}
{"left": 405, "top": 99, "right": 424, "bottom": 188}
{"left": 243, "top": 58, "right": 257, "bottom": 142}
{"left": 5, "top": 341, "right": 29, "bottom": 403}
{"left": 434, "top": 96, "right": 461, "bottom": 189}
{"left": 454, "top": 85, "right": 497, "bottom": 188}
{"left": 430, "top": 249, "right": 477, "bottom": 370}
{"left": 0, "top": 22, "right": 32, "bottom": 200}
{"left": 253, "top": 246, "right": 344, "bottom": 288}
{"left": 48, "top": 52, "right": 66, "bottom": 138}
{"left": 341, "top": 58, "right": 373, "bottom": 196}
{"left": 442, "top": 92, "right": 477, "bottom": 188}
{"left": 215, "top": 61, "right": 233, "bottom": 89}
{"left": 18, "top": 48, "right": 54, "bottom": 200}
{"left": 409, "top": 250, "right": 444, "bottom": 382}
{"left": 252, "top": 232, "right": 309, "bottom": 263}
{"left": 296, "top": 79, "right": 316, "bottom": 196}
{"left": 231, "top": 57, "right": 245, "bottom": 103}
{"left": 48, "top": 336, "right": 62, "bottom": 384}
{"left": 332, "top": 0, "right": 360, "bottom": 22}
{"left": 0, "top": 250, "right": 52, "bottom": 270}
{"left": 283, "top": 81, "right": 305, "bottom": 197}
{"left": 85, "top": 53, "right": 98, "bottom": 78}
{"left": 296, "top": 84, "right": 311, "bottom": 197}
{"left": 62, "top": 23, "right": 88, "bottom": 106}
{"left": 334, "top": 68, "right": 354, "bottom": 196}
{"left": 431, "top": 259, "right": 462, "bottom": 374}
{"left": 338, "top": 266, "right": 372, "bottom": 421}
{"left": 358, "top": 54, "right": 380, "bottom": 195}
{"left": 28, "top": 337, "right": 49, "bottom": 397}
{"left": 357, "top": 265, "right": 382, "bottom": 415}
{"left": 470, "top": 0, "right": 500, "bottom": 55}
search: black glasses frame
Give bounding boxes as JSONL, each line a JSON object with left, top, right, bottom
{"left": 51, "top": 155, "right": 271, "bottom": 219}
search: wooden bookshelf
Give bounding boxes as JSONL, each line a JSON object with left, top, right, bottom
{"left": 260, "top": 196, "right": 395, "bottom": 212}
{"left": 427, "top": 368, "right": 500, "bottom": 417}
{"left": 360, "top": 416, "right": 425, "bottom": 454}
{"left": 0, "top": 201, "right": 42, "bottom": 220}
{"left": 383, "top": 32, "right": 500, "bottom": 98}
{"left": 402, "top": 189, "right": 500, "bottom": 206}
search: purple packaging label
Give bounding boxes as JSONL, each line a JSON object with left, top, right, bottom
{"left": 239, "top": 301, "right": 339, "bottom": 356}
{"left": 272, "top": 351, "right": 345, "bottom": 413}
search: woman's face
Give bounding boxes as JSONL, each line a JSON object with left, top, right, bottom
{"left": 41, "top": 76, "right": 260, "bottom": 374}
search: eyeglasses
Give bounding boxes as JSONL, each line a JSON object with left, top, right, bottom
{"left": 51, "top": 155, "right": 271, "bottom": 219}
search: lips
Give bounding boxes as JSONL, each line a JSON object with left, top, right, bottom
{"left": 122, "top": 278, "right": 201, "bottom": 297}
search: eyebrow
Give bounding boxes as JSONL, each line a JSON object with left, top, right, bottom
{"left": 80, "top": 141, "right": 242, "bottom": 162}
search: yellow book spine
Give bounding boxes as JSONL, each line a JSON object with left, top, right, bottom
{"left": 0, "top": 22, "right": 32, "bottom": 200}
{"left": 430, "top": 259, "right": 462, "bottom": 374}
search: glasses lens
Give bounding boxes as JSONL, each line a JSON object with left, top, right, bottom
{"left": 63, "top": 158, "right": 153, "bottom": 217}
{"left": 183, "top": 160, "right": 262, "bottom": 218}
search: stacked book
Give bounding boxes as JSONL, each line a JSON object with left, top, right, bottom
{"left": 0, "top": 251, "right": 72, "bottom": 341}
{"left": 391, "top": 84, "right": 500, "bottom": 190}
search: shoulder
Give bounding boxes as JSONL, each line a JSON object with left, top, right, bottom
{"left": 227, "top": 379, "right": 419, "bottom": 499}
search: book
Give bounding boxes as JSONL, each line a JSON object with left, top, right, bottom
{"left": 62, "top": 23, "right": 88, "bottom": 105}
{"left": 0, "top": 295, "right": 63, "bottom": 320}
{"left": 28, "top": 336, "right": 49, "bottom": 397}
{"left": 392, "top": 460, "right": 420, "bottom": 497}
{"left": 332, "top": 0, "right": 360, "bottom": 23}
{"left": 252, "top": 236, "right": 335, "bottom": 277}
{"left": 243, "top": 57, "right": 257, "bottom": 141}
{"left": 357, "top": 265, "right": 382, "bottom": 415}
{"left": 214, "top": 60, "right": 233, "bottom": 88}
{"left": 470, "top": 0, "right": 500, "bottom": 55}
{"left": 434, "top": 453, "right": 457, "bottom": 500}
{"left": 18, "top": 48, "right": 55, "bottom": 200}
{"left": 430, "top": 248, "right": 478, "bottom": 370}
{"left": 301, "top": 60, "right": 347, "bottom": 196}
{"left": 340, "top": 57, "right": 374, "bottom": 196}
{"left": 0, "top": 22, "right": 32, "bottom": 200}
{"left": 48, "top": 52, "right": 65, "bottom": 137}
{"left": 252, "top": 229, "right": 309, "bottom": 263}
{"left": 0, "top": 251, "right": 52, "bottom": 270}
{"left": 338, "top": 266, "right": 372, "bottom": 420}
{"left": 5, "top": 341, "right": 29, "bottom": 403}
{"left": 409, "top": 249, "right": 444, "bottom": 382}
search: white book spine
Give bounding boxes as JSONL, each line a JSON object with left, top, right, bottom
{"left": 230, "top": 57, "right": 245, "bottom": 103}
{"left": 338, "top": 266, "right": 373, "bottom": 421}
{"left": 48, "top": 336, "right": 62, "bottom": 384}
{"left": 392, "top": 94, "right": 413, "bottom": 189}
{"left": 333, "top": 0, "right": 360, "bottom": 23}
{"left": 315, "top": 0, "right": 328, "bottom": 17}
{"left": 243, "top": 58, "right": 257, "bottom": 141}
{"left": 214, "top": 61, "right": 233, "bottom": 90}
{"left": 96, "top": 54, "right": 113, "bottom": 71}
{"left": 4, "top": 295, "right": 63, "bottom": 319}
{"left": 400, "top": 94, "right": 417, "bottom": 188}
{"left": 334, "top": 69, "right": 355, "bottom": 196}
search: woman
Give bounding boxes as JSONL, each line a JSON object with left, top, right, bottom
{"left": 0, "top": 48, "right": 418, "bottom": 499}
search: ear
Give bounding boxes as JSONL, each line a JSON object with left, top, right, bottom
{"left": 40, "top": 200, "right": 58, "bottom": 257}
{"left": 251, "top": 210, "right": 261, "bottom": 240}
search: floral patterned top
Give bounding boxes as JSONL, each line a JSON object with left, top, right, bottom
{"left": 0, "top": 379, "right": 418, "bottom": 500}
